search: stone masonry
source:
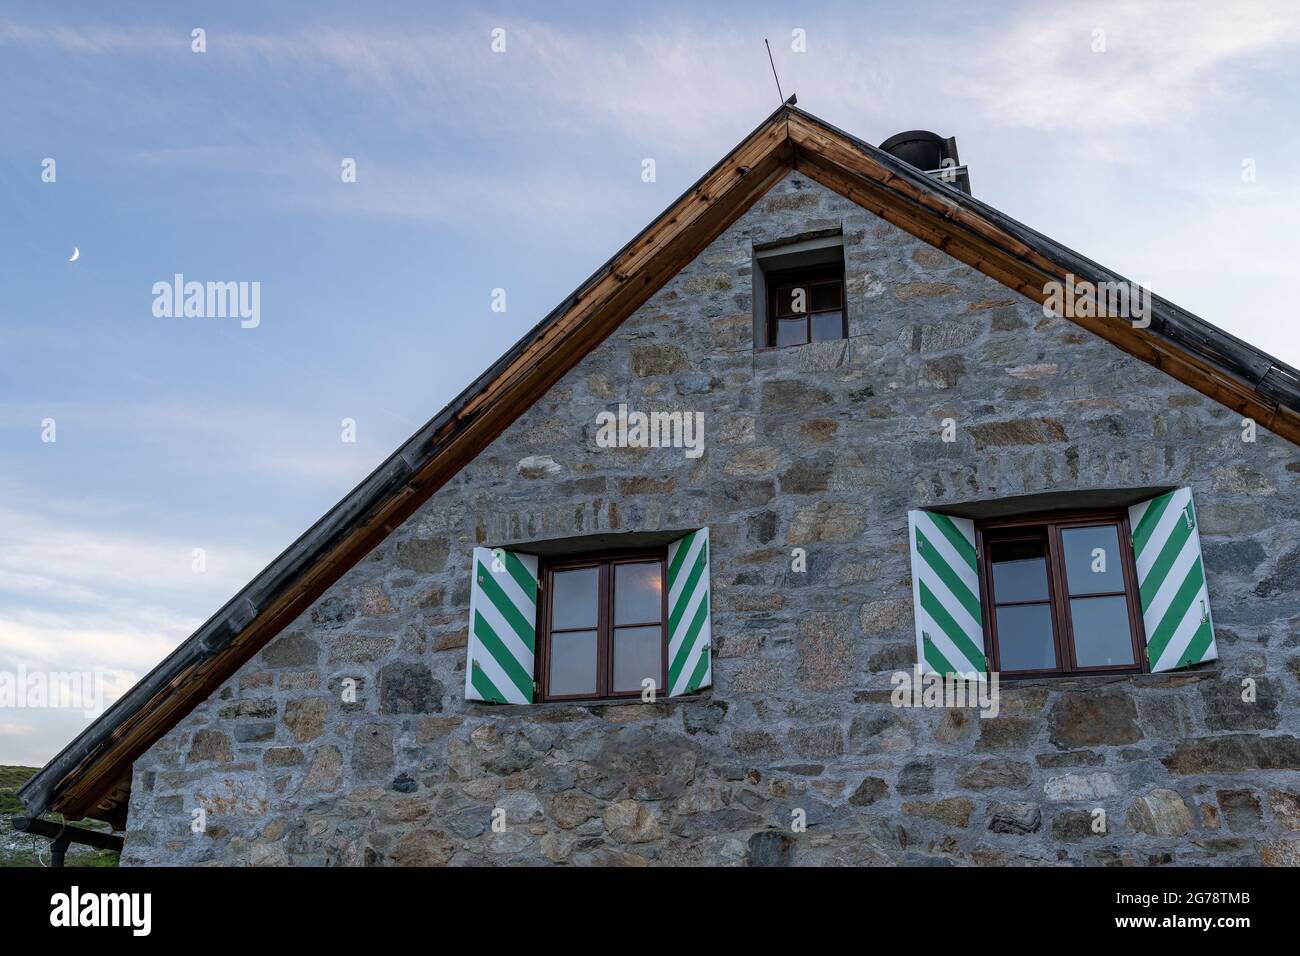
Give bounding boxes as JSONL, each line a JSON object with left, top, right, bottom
{"left": 122, "top": 172, "right": 1300, "bottom": 866}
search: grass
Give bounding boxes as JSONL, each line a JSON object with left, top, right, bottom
{"left": 0, "top": 766, "right": 120, "bottom": 868}
{"left": 0, "top": 765, "right": 33, "bottom": 816}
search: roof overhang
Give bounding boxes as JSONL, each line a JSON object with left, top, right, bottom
{"left": 21, "top": 102, "right": 1300, "bottom": 828}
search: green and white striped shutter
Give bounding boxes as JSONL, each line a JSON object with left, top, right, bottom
{"left": 466, "top": 547, "right": 539, "bottom": 704}
{"left": 667, "top": 528, "right": 711, "bottom": 697}
{"left": 1128, "top": 488, "right": 1217, "bottom": 672}
{"left": 907, "top": 510, "right": 987, "bottom": 678}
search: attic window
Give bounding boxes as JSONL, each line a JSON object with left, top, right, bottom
{"left": 752, "top": 231, "right": 846, "bottom": 349}
{"left": 767, "top": 265, "right": 846, "bottom": 347}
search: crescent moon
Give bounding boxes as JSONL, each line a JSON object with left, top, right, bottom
{"left": 69, "top": 247, "right": 80, "bottom": 262}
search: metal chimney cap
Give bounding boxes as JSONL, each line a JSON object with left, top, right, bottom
{"left": 879, "top": 130, "right": 970, "bottom": 194}
{"left": 879, "top": 130, "right": 949, "bottom": 170}
{"left": 879, "top": 129, "right": 946, "bottom": 152}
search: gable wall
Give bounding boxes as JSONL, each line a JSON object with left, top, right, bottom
{"left": 122, "top": 172, "right": 1300, "bottom": 866}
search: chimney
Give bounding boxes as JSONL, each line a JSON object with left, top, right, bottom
{"left": 878, "top": 130, "right": 971, "bottom": 195}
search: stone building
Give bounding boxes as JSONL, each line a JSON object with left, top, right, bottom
{"left": 20, "top": 105, "right": 1300, "bottom": 866}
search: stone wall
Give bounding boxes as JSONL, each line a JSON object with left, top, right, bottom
{"left": 122, "top": 172, "right": 1300, "bottom": 866}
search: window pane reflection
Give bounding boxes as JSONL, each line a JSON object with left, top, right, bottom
{"left": 614, "top": 626, "right": 662, "bottom": 692}
{"left": 1070, "top": 596, "right": 1134, "bottom": 666}
{"left": 551, "top": 567, "right": 597, "bottom": 630}
{"left": 990, "top": 539, "right": 1050, "bottom": 603}
{"left": 995, "top": 604, "right": 1056, "bottom": 671}
{"left": 777, "top": 317, "right": 808, "bottom": 347}
{"left": 615, "top": 562, "right": 661, "bottom": 625}
{"left": 1062, "top": 525, "right": 1124, "bottom": 595}
{"left": 811, "top": 311, "right": 843, "bottom": 342}
{"left": 549, "top": 629, "right": 597, "bottom": 696}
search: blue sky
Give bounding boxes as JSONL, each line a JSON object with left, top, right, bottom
{"left": 3, "top": 0, "right": 1299, "bottom": 765}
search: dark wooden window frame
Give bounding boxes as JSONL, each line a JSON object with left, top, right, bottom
{"left": 536, "top": 549, "right": 668, "bottom": 702}
{"left": 975, "top": 509, "right": 1148, "bottom": 678}
{"left": 765, "top": 263, "right": 847, "bottom": 348}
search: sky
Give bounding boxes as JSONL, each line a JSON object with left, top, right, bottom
{"left": 2, "top": 0, "right": 1299, "bottom": 766}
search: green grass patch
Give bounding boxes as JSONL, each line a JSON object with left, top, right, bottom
{"left": 0, "top": 765, "right": 36, "bottom": 816}
{"left": 0, "top": 766, "right": 120, "bottom": 867}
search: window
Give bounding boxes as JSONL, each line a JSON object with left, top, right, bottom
{"left": 752, "top": 230, "right": 846, "bottom": 349}
{"left": 465, "top": 530, "right": 711, "bottom": 705}
{"left": 538, "top": 552, "right": 667, "bottom": 701}
{"left": 765, "top": 265, "right": 846, "bottom": 348}
{"left": 978, "top": 511, "right": 1146, "bottom": 676}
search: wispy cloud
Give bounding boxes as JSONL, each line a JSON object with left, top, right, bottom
{"left": 15, "top": 6, "right": 1300, "bottom": 217}
{"left": 9, "top": 4, "right": 1300, "bottom": 143}
{"left": 0, "top": 23, "right": 176, "bottom": 53}
{"left": 0, "top": 498, "right": 228, "bottom": 765}
{"left": 0, "top": 505, "right": 261, "bottom": 612}
{"left": 957, "top": 0, "right": 1300, "bottom": 131}
{"left": 0, "top": 400, "right": 391, "bottom": 485}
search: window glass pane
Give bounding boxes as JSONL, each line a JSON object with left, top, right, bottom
{"left": 551, "top": 567, "right": 598, "bottom": 630}
{"left": 613, "top": 625, "right": 662, "bottom": 693}
{"left": 775, "top": 285, "right": 807, "bottom": 316}
{"left": 810, "top": 311, "right": 844, "bottom": 342}
{"left": 1070, "top": 596, "right": 1135, "bottom": 667}
{"left": 549, "top": 629, "right": 597, "bottom": 696}
{"left": 810, "top": 281, "right": 841, "bottom": 311}
{"left": 990, "top": 538, "right": 1050, "bottom": 603}
{"left": 994, "top": 604, "right": 1056, "bottom": 671}
{"left": 615, "top": 562, "right": 661, "bottom": 625}
{"left": 1061, "top": 525, "right": 1124, "bottom": 595}
{"left": 776, "top": 317, "right": 808, "bottom": 347}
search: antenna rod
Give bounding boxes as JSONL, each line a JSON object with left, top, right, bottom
{"left": 764, "top": 38, "right": 784, "bottom": 104}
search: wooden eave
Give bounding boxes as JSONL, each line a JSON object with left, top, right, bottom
{"left": 21, "top": 103, "right": 1300, "bottom": 829}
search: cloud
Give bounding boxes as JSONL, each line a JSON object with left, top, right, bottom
{"left": 0, "top": 609, "right": 165, "bottom": 685}
{"left": 274, "top": 150, "right": 651, "bottom": 228}
{"left": 18, "top": 6, "right": 1300, "bottom": 227}
{"left": 955, "top": 0, "right": 1300, "bottom": 131}
{"left": 11, "top": 5, "right": 1300, "bottom": 148}
{"left": 0, "top": 23, "right": 176, "bottom": 53}
{"left": 0, "top": 399, "right": 392, "bottom": 486}
{"left": 205, "top": 6, "right": 1300, "bottom": 146}
{"left": 0, "top": 493, "right": 255, "bottom": 764}
{"left": 0, "top": 501, "right": 259, "bottom": 623}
